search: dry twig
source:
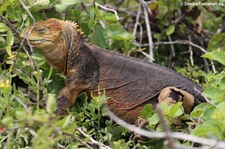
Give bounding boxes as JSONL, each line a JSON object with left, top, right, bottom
{"left": 134, "top": 40, "right": 216, "bottom": 72}
{"left": 107, "top": 108, "right": 225, "bottom": 149}
{"left": 155, "top": 105, "right": 175, "bottom": 149}
{"left": 24, "top": 127, "right": 38, "bottom": 137}
{"left": 188, "top": 35, "right": 194, "bottom": 65}
{"left": 63, "top": 132, "right": 93, "bottom": 149}
{"left": 0, "top": 15, "right": 20, "bottom": 39}
{"left": 133, "top": 3, "right": 142, "bottom": 41}
{"left": 19, "top": 0, "right": 35, "bottom": 22}
{"left": 94, "top": 2, "right": 120, "bottom": 20}
{"left": 168, "top": 36, "right": 175, "bottom": 67}
{"left": 14, "top": 96, "right": 31, "bottom": 113}
{"left": 76, "top": 127, "right": 111, "bottom": 149}
{"left": 140, "top": 0, "right": 154, "bottom": 62}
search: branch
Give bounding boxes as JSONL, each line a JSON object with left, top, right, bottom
{"left": 94, "top": 2, "right": 120, "bottom": 20}
{"left": 216, "top": 20, "right": 225, "bottom": 34}
{"left": 156, "top": 40, "right": 207, "bottom": 53}
{"left": 63, "top": 132, "right": 93, "bottom": 149}
{"left": 135, "top": 40, "right": 207, "bottom": 53}
{"left": 107, "top": 4, "right": 145, "bottom": 19}
{"left": 0, "top": 15, "right": 20, "bottom": 40}
{"left": 107, "top": 108, "right": 225, "bottom": 148}
{"left": 134, "top": 40, "right": 216, "bottom": 72}
{"left": 140, "top": 0, "right": 154, "bottom": 62}
{"left": 156, "top": 40, "right": 216, "bottom": 72}
{"left": 76, "top": 127, "right": 111, "bottom": 149}
{"left": 133, "top": 2, "right": 142, "bottom": 39}
{"left": 188, "top": 35, "right": 194, "bottom": 65}
{"left": 155, "top": 105, "right": 175, "bottom": 149}
{"left": 168, "top": 36, "right": 175, "bottom": 67}
{"left": 24, "top": 127, "right": 38, "bottom": 137}
{"left": 14, "top": 96, "right": 31, "bottom": 113}
{"left": 19, "top": 0, "right": 35, "bottom": 22}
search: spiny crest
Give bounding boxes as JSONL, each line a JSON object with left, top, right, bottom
{"left": 39, "top": 18, "right": 62, "bottom": 30}
{"left": 65, "top": 20, "right": 84, "bottom": 36}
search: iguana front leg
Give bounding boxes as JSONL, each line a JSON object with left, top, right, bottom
{"left": 55, "top": 85, "right": 81, "bottom": 115}
{"left": 158, "top": 87, "right": 195, "bottom": 114}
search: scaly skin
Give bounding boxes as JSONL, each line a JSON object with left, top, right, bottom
{"left": 20, "top": 18, "right": 208, "bottom": 123}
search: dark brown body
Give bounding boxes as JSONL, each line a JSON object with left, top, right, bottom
{"left": 72, "top": 43, "right": 206, "bottom": 123}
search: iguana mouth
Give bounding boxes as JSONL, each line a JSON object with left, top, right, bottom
{"left": 29, "top": 39, "right": 53, "bottom": 44}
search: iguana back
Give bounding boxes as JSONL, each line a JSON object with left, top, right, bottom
{"left": 86, "top": 43, "right": 206, "bottom": 122}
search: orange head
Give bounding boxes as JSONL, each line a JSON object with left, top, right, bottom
{"left": 20, "top": 18, "right": 83, "bottom": 72}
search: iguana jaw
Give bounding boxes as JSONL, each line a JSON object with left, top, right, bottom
{"left": 27, "top": 39, "right": 54, "bottom": 47}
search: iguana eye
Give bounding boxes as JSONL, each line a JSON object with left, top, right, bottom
{"left": 36, "top": 27, "right": 47, "bottom": 34}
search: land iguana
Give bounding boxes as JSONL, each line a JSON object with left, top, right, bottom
{"left": 20, "top": 18, "right": 208, "bottom": 123}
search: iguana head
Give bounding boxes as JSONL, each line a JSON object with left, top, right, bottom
{"left": 20, "top": 18, "right": 83, "bottom": 73}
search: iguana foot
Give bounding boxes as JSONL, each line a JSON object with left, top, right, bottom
{"left": 55, "top": 95, "right": 70, "bottom": 115}
{"left": 39, "top": 100, "right": 46, "bottom": 109}
{"left": 55, "top": 108, "right": 68, "bottom": 115}
{"left": 158, "top": 87, "right": 195, "bottom": 114}
{"left": 133, "top": 117, "right": 149, "bottom": 140}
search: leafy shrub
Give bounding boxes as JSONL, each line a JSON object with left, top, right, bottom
{"left": 0, "top": 0, "right": 225, "bottom": 148}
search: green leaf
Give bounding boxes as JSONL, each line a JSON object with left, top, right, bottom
{"left": 207, "top": 33, "right": 225, "bottom": 52}
{"left": 160, "top": 101, "right": 171, "bottom": 115}
{"left": 1, "top": 116, "right": 14, "bottom": 128}
{"left": 140, "top": 104, "right": 153, "bottom": 119}
{"left": 15, "top": 110, "right": 27, "bottom": 121}
{"left": 6, "top": 30, "right": 14, "bottom": 46}
{"left": 202, "top": 51, "right": 225, "bottom": 65}
{"left": 109, "top": 125, "right": 128, "bottom": 140}
{"left": 148, "top": 113, "right": 159, "bottom": 126}
{"left": 31, "top": 0, "right": 50, "bottom": 7}
{"left": 46, "top": 94, "right": 56, "bottom": 113}
{"left": 0, "top": 36, "right": 6, "bottom": 43}
{"left": 203, "top": 86, "right": 225, "bottom": 102}
{"left": 190, "top": 104, "right": 205, "bottom": 118}
{"left": 55, "top": 0, "right": 91, "bottom": 12}
{"left": 90, "top": 24, "right": 108, "bottom": 49}
{"left": 166, "top": 25, "right": 175, "bottom": 36}
{"left": 153, "top": 33, "right": 162, "bottom": 41}
{"left": 0, "top": 23, "right": 8, "bottom": 32}
{"left": 32, "top": 111, "right": 49, "bottom": 123}
{"left": 169, "top": 102, "right": 183, "bottom": 118}
{"left": 0, "top": 36, "right": 7, "bottom": 49}
{"left": 157, "top": 0, "right": 168, "bottom": 17}
{"left": 32, "top": 54, "right": 46, "bottom": 66}
{"left": 211, "top": 102, "right": 225, "bottom": 127}
{"left": 112, "top": 140, "right": 122, "bottom": 148}
{"left": 5, "top": 30, "right": 13, "bottom": 57}
{"left": 192, "top": 121, "right": 222, "bottom": 139}
{"left": 106, "top": 24, "right": 133, "bottom": 40}
{"left": 102, "top": 13, "right": 117, "bottom": 21}
{"left": 5, "top": 46, "right": 12, "bottom": 57}
{"left": 61, "top": 115, "right": 72, "bottom": 129}
{"left": 220, "top": 76, "right": 225, "bottom": 89}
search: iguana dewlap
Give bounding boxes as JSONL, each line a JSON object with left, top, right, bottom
{"left": 20, "top": 18, "right": 208, "bottom": 123}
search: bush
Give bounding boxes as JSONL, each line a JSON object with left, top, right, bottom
{"left": 0, "top": 0, "right": 225, "bottom": 148}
